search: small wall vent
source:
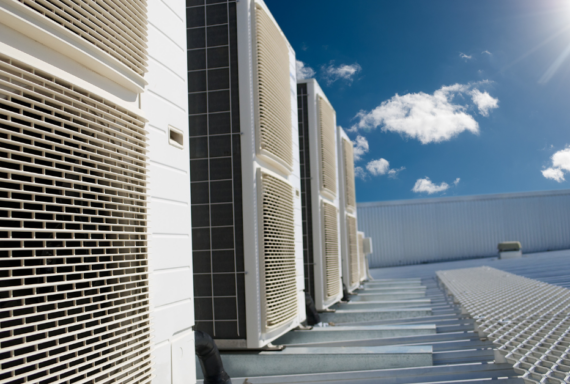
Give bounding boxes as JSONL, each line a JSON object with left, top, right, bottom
{"left": 322, "top": 201, "right": 340, "bottom": 298}
{"left": 254, "top": 5, "right": 292, "bottom": 169}
{"left": 346, "top": 215, "right": 359, "bottom": 286}
{"left": 0, "top": 54, "right": 151, "bottom": 383}
{"left": 342, "top": 138, "right": 356, "bottom": 212}
{"left": 318, "top": 96, "right": 336, "bottom": 198}
{"left": 259, "top": 171, "right": 297, "bottom": 329}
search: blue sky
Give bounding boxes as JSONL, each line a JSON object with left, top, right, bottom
{"left": 266, "top": 0, "right": 570, "bottom": 202}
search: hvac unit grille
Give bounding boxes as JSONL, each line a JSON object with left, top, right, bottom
{"left": 346, "top": 215, "right": 359, "bottom": 286}
{"left": 260, "top": 171, "right": 297, "bottom": 329}
{"left": 318, "top": 97, "right": 336, "bottom": 197}
{"left": 322, "top": 201, "right": 340, "bottom": 298}
{"left": 0, "top": 55, "right": 150, "bottom": 383}
{"left": 254, "top": 5, "right": 292, "bottom": 169}
{"left": 16, "top": 0, "right": 148, "bottom": 76}
{"left": 358, "top": 232, "right": 366, "bottom": 281}
{"left": 342, "top": 138, "right": 356, "bottom": 212}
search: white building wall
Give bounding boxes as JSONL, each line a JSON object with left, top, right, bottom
{"left": 144, "top": 1, "right": 195, "bottom": 383}
{"left": 358, "top": 190, "right": 570, "bottom": 268}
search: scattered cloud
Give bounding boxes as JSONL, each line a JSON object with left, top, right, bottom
{"left": 482, "top": 50, "right": 492, "bottom": 55}
{"left": 542, "top": 147, "right": 570, "bottom": 182}
{"left": 352, "top": 82, "right": 498, "bottom": 144}
{"left": 355, "top": 166, "right": 368, "bottom": 180}
{"left": 412, "top": 178, "right": 450, "bottom": 194}
{"left": 296, "top": 60, "right": 315, "bottom": 80}
{"left": 454, "top": 178, "right": 461, "bottom": 186}
{"left": 353, "top": 135, "right": 369, "bottom": 161}
{"left": 322, "top": 61, "right": 362, "bottom": 85}
{"left": 388, "top": 166, "right": 406, "bottom": 179}
{"left": 366, "top": 159, "right": 390, "bottom": 176}
{"left": 460, "top": 53, "right": 473, "bottom": 60}
{"left": 470, "top": 89, "right": 499, "bottom": 117}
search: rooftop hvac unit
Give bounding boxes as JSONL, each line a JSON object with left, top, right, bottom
{"left": 0, "top": 54, "right": 152, "bottom": 383}
{"left": 297, "top": 79, "right": 342, "bottom": 310}
{"left": 363, "top": 237, "right": 373, "bottom": 255}
{"left": 358, "top": 231, "right": 366, "bottom": 282}
{"left": 187, "top": 0, "right": 304, "bottom": 349}
{"left": 338, "top": 127, "right": 360, "bottom": 292}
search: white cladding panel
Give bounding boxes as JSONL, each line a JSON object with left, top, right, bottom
{"left": 358, "top": 190, "right": 570, "bottom": 268}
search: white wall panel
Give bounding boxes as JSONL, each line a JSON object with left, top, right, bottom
{"left": 358, "top": 190, "right": 570, "bottom": 268}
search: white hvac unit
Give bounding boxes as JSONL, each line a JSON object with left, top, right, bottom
{"left": 358, "top": 231, "right": 367, "bottom": 282}
{"left": 187, "top": 0, "right": 304, "bottom": 349}
{"left": 297, "top": 79, "right": 342, "bottom": 310}
{"left": 338, "top": 127, "right": 360, "bottom": 292}
{"left": 363, "top": 237, "right": 373, "bottom": 255}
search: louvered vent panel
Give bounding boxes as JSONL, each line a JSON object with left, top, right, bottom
{"left": 322, "top": 201, "right": 340, "bottom": 298}
{"left": 15, "top": 0, "right": 148, "bottom": 76}
{"left": 342, "top": 138, "right": 356, "bottom": 212}
{"left": 346, "top": 215, "right": 359, "bottom": 286}
{"left": 318, "top": 97, "right": 336, "bottom": 197}
{"left": 260, "top": 172, "right": 297, "bottom": 329}
{"left": 255, "top": 5, "right": 292, "bottom": 169}
{"left": 0, "top": 55, "right": 151, "bottom": 384}
{"left": 358, "top": 232, "right": 366, "bottom": 281}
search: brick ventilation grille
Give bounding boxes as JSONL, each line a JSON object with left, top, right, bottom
{"left": 342, "top": 138, "right": 356, "bottom": 212}
{"left": 438, "top": 266, "right": 570, "bottom": 384}
{"left": 0, "top": 54, "right": 151, "bottom": 384}
{"left": 322, "top": 201, "right": 340, "bottom": 298}
{"left": 346, "top": 215, "right": 359, "bottom": 286}
{"left": 255, "top": 5, "right": 292, "bottom": 169}
{"left": 260, "top": 172, "right": 297, "bottom": 329}
{"left": 317, "top": 97, "right": 336, "bottom": 197}
{"left": 16, "top": 0, "right": 148, "bottom": 76}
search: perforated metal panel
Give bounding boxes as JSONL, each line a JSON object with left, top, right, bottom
{"left": 322, "top": 201, "right": 340, "bottom": 298}
{"left": 254, "top": 5, "right": 292, "bottom": 169}
{"left": 358, "top": 232, "right": 366, "bottom": 281}
{"left": 15, "top": 0, "right": 148, "bottom": 76}
{"left": 438, "top": 267, "right": 570, "bottom": 384}
{"left": 317, "top": 96, "right": 336, "bottom": 197}
{"left": 342, "top": 138, "right": 356, "bottom": 213}
{"left": 0, "top": 55, "right": 151, "bottom": 383}
{"left": 346, "top": 214, "right": 359, "bottom": 286}
{"left": 259, "top": 171, "right": 297, "bottom": 329}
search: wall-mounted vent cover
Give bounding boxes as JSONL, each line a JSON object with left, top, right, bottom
{"left": 259, "top": 171, "right": 297, "bottom": 329}
{"left": 342, "top": 138, "right": 356, "bottom": 212}
{"left": 16, "top": 0, "right": 148, "bottom": 76}
{"left": 358, "top": 232, "right": 366, "bottom": 281}
{"left": 346, "top": 215, "right": 359, "bottom": 286}
{"left": 0, "top": 55, "right": 151, "bottom": 383}
{"left": 254, "top": 5, "right": 292, "bottom": 169}
{"left": 322, "top": 201, "right": 340, "bottom": 298}
{"left": 318, "top": 97, "right": 336, "bottom": 197}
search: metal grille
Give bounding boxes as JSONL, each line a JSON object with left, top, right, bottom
{"left": 346, "top": 214, "right": 359, "bottom": 286}
{"left": 186, "top": 0, "right": 246, "bottom": 340}
{"left": 0, "top": 54, "right": 150, "bottom": 383}
{"left": 15, "top": 0, "right": 148, "bottom": 76}
{"left": 317, "top": 97, "right": 336, "bottom": 197}
{"left": 322, "top": 201, "right": 340, "bottom": 298}
{"left": 438, "top": 266, "right": 570, "bottom": 384}
{"left": 342, "top": 138, "right": 356, "bottom": 212}
{"left": 358, "top": 232, "right": 366, "bottom": 281}
{"left": 254, "top": 5, "right": 292, "bottom": 169}
{"left": 260, "top": 172, "right": 297, "bottom": 329}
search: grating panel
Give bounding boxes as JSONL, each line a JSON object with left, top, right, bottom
{"left": 259, "top": 171, "right": 297, "bottom": 329}
{"left": 254, "top": 5, "right": 292, "bottom": 169}
{"left": 322, "top": 201, "right": 340, "bottom": 298}
{"left": 342, "top": 138, "right": 356, "bottom": 212}
{"left": 0, "top": 54, "right": 150, "bottom": 384}
{"left": 358, "top": 232, "right": 366, "bottom": 281}
{"left": 438, "top": 266, "right": 570, "bottom": 384}
{"left": 317, "top": 97, "right": 336, "bottom": 197}
{"left": 346, "top": 214, "right": 359, "bottom": 286}
{"left": 15, "top": 0, "right": 149, "bottom": 76}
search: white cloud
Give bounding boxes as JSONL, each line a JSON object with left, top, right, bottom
{"left": 454, "top": 178, "right": 461, "bottom": 186}
{"left": 353, "top": 135, "right": 369, "bottom": 161}
{"left": 388, "top": 166, "right": 405, "bottom": 178}
{"left": 366, "top": 158, "right": 390, "bottom": 176}
{"left": 296, "top": 60, "right": 315, "bottom": 80}
{"left": 355, "top": 166, "right": 368, "bottom": 180}
{"left": 470, "top": 89, "right": 499, "bottom": 116}
{"left": 412, "top": 178, "right": 450, "bottom": 194}
{"left": 351, "top": 82, "right": 498, "bottom": 144}
{"left": 322, "top": 62, "right": 362, "bottom": 85}
{"left": 482, "top": 50, "right": 492, "bottom": 55}
{"left": 542, "top": 147, "right": 570, "bottom": 182}
{"left": 460, "top": 53, "right": 473, "bottom": 60}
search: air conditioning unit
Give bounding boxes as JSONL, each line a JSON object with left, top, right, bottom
{"left": 0, "top": 53, "right": 153, "bottom": 383}
{"left": 338, "top": 127, "right": 360, "bottom": 292}
{"left": 363, "top": 237, "right": 373, "bottom": 255}
{"left": 187, "top": 0, "right": 304, "bottom": 349}
{"left": 358, "top": 231, "right": 367, "bottom": 282}
{"left": 297, "top": 79, "right": 342, "bottom": 310}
